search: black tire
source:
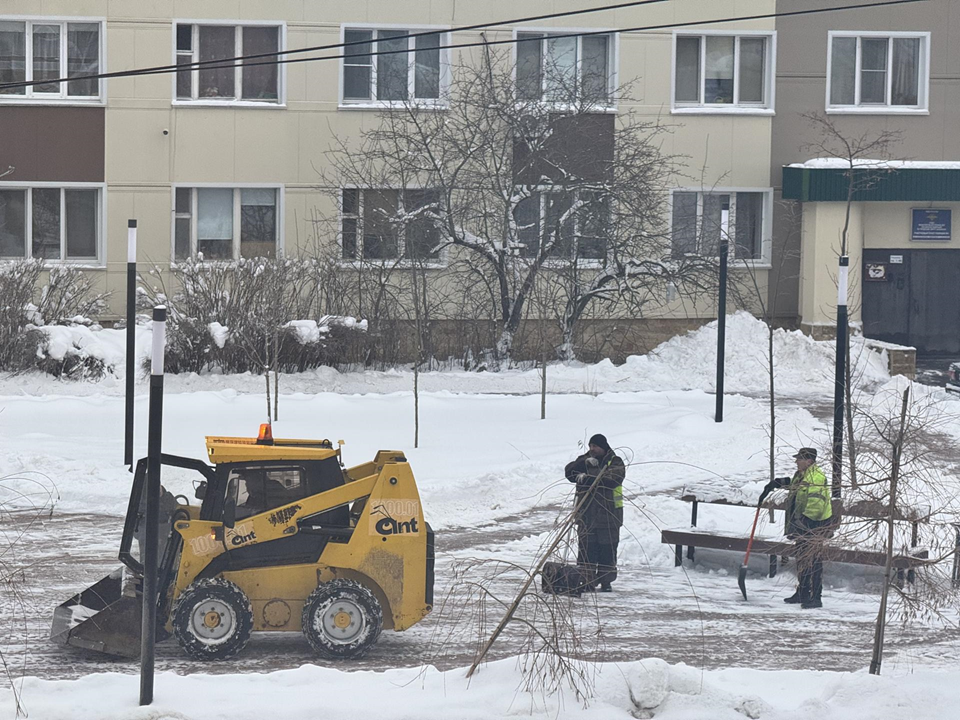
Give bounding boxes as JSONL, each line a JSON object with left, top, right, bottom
{"left": 172, "top": 577, "right": 253, "bottom": 660}
{"left": 301, "top": 579, "right": 383, "bottom": 659}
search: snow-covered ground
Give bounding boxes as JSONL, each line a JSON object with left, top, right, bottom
{"left": 2, "top": 313, "right": 959, "bottom": 719}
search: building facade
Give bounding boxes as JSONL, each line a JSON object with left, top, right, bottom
{"left": 773, "top": 0, "right": 960, "bottom": 354}
{"left": 7, "top": 2, "right": 950, "bottom": 360}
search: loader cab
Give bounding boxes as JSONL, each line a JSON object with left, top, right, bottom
{"left": 200, "top": 457, "right": 350, "bottom": 529}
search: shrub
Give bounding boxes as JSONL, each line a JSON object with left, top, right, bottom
{"left": 0, "top": 260, "right": 110, "bottom": 376}
{"left": 138, "top": 258, "right": 368, "bottom": 374}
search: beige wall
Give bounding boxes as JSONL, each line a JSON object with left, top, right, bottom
{"left": 3, "top": 0, "right": 776, "bottom": 321}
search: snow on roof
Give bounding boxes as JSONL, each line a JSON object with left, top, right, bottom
{"left": 788, "top": 158, "right": 960, "bottom": 170}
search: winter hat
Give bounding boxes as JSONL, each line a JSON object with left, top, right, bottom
{"left": 793, "top": 447, "right": 817, "bottom": 461}
{"left": 588, "top": 434, "right": 610, "bottom": 452}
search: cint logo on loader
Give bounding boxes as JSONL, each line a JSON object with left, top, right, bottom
{"left": 228, "top": 523, "right": 257, "bottom": 546}
{"left": 370, "top": 499, "right": 420, "bottom": 536}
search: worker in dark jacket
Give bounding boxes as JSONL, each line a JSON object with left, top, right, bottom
{"left": 758, "top": 447, "right": 833, "bottom": 609}
{"left": 565, "top": 434, "right": 626, "bottom": 592}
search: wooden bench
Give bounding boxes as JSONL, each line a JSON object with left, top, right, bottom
{"left": 664, "top": 491, "right": 931, "bottom": 581}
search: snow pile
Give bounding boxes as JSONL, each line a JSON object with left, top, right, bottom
{"left": 2, "top": 657, "right": 956, "bottom": 720}
{"left": 0, "top": 312, "right": 893, "bottom": 399}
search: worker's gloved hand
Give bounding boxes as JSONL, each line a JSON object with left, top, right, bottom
{"left": 758, "top": 477, "right": 790, "bottom": 506}
{"left": 575, "top": 472, "right": 588, "bottom": 482}
{"left": 585, "top": 456, "right": 600, "bottom": 467}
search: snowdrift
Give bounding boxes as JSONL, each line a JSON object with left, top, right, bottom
{"left": 2, "top": 656, "right": 955, "bottom": 720}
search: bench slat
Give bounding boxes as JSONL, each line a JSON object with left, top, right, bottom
{"left": 661, "top": 529, "right": 929, "bottom": 569}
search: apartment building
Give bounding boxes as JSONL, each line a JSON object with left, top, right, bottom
{"left": 0, "top": 1, "right": 801, "bottom": 359}
{"left": 773, "top": 0, "right": 960, "bottom": 354}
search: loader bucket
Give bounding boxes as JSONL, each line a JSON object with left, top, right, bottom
{"left": 50, "top": 568, "right": 142, "bottom": 658}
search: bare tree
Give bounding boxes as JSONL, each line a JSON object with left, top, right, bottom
{"left": 800, "top": 112, "right": 904, "bottom": 494}
{"left": 322, "top": 46, "right": 709, "bottom": 367}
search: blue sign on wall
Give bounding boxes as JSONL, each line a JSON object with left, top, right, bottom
{"left": 911, "top": 208, "right": 952, "bottom": 242}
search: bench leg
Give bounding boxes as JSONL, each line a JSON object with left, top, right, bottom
{"left": 686, "top": 545, "right": 695, "bottom": 562}
{"left": 895, "top": 569, "right": 905, "bottom": 588}
{"left": 769, "top": 554, "right": 778, "bottom": 578}
{"left": 675, "top": 544, "right": 682, "bottom": 567}
{"left": 907, "top": 568, "right": 916, "bottom": 584}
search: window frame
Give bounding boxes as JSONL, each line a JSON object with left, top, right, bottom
{"left": 170, "top": 184, "right": 284, "bottom": 262}
{"left": 668, "top": 187, "right": 773, "bottom": 266}
{"left": 0, "top": 181, "right": 105, "bottom": 265}
{"left": 670, "top": 30, "right": 777, "bottom": 115}
{"left": 512, "top": 186, "right": 612, "bottom": 267}
{"left": 511, "top": 27, "right": 619, "bottom": 111}
{"left": 0, "top": 16, "right": 106, "bottom": 104}
{"left": 825, "top": 31, "right": 931, "bottom": 115}
{"left": 338, "top": 23, "right": 451, "bottom": 109}
{"left": 170, "top": 19, "right": 287, "bottom": 108}
{"left": 338, "top": 186, "right": 448, "bottom": 267}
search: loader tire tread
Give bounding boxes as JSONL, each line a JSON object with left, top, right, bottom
{"left": 172, "top": 577, "right": 253, "bottom": 661}
{"left": 302, "top": 579, "right": 383, "bottom": 659}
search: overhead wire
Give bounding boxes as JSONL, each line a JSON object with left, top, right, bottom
{"left": 0, "top": 0, "right": 927, "bottom": 92}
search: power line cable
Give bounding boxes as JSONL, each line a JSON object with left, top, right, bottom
{"left": 0, "top": 0, "right": 927, "bottom": 92}
{"left": 0, "top": 0, "right": 672, "bottom": 92}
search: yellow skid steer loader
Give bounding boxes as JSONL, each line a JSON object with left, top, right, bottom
{"left": 51, "top": 426, "right": 434, "bottom": 660}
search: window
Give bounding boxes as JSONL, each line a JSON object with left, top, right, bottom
{"left": 175, "top": 23, "right": 282, "bottom": 103}
{"left": 671, "top": 190, "right": 767, "bottom": 261}
{"left": 513, "top": 189, "right": 608, "bottom": 260}
{"left": 827, "top": 32, "right": 929, "bottom": 111}
{"left": 516, "top": 32, "right": 614, "bottom": 104}
{"left": 227, "top": 465, "right": 306, "bottom": 520}
{"left": 0, "top": 186, "right": 100, "bottom": 261}
{"left": 340, "top": 188, "right": 442, "bottom": 262}
{"left": 0, "top": 19, "right": 101, "bottom": 100}
{"left": 174, "top": 187, "right": 280, "bottom": 260}
{"left": 341, "top": 27, "right": 447, "bottom": 105}
{"left": 673, "top": 33, "right": 773, "bottom": 111}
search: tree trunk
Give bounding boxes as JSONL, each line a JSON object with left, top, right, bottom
{"left": 869, "top": 385, "right": 910, "bottom": 675}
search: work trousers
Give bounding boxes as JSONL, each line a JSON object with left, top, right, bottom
{"left": 577, "top": 524, "right": 620, "bottom": 587}
{"left": 795, "top": 517, "right": 830, "bottom": 601}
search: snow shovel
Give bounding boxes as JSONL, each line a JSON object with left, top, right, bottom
{"left": 738, "top": 506, "right": 762, "bottom": 600}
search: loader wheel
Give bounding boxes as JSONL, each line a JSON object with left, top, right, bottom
{"left": 172, "top": 578, "right": 253, "bottom": 660}
{"left": 301, "top": 579, "right": 383, "bottom": 659}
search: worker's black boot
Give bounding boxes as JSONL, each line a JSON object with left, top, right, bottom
{"left": 783, "top": 591, "right": 802, "bottom": 604}
{"left": 599, "top": 583, "right": 612, "bottom": 592}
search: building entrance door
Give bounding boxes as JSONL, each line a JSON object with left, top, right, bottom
{"left": 862, "top": 249, "right": 960, "bottom": 353}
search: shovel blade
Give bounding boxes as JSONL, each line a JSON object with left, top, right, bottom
{"left": 737, "top": 564, "right": 748, "bottom": 600}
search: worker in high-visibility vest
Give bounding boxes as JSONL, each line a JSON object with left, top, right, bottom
{"left": 759, "top": 447, "right": 833, "bottom": 609}
{"left": 565, "top": 434, "right": 625, "bottom": 592}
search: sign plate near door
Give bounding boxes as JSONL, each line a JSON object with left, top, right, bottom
{"left": 911, "top": 208, "right": 952, "bottom": 242}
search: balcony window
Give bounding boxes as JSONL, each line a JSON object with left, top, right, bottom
{"left": 175, "top": 23, "right": 281, "bottom": 103}
{"left": 0, "top": 186, "right": 100, "bottom": 261}
{"left": 673, "top": 33, "right": 773, "bottom": 112}
{"left": 340, "top": 188, "right": 442, "bottom": 262}
{"left": 516, "top": 32, "right": 614, "bottom": 104}
{"left": 0, "top": 20, "right": 102, "bottom": 100}
{"left": 341, "top": 28, "right": 448, "bottom": 105}
{"left": 671, "top": 190, "right": 768, "bottom": 261}
{"left": 828, "top": 32, "right": 929, "bottom": 112}
{"left": 174, "top": 187, "right": 280, "bottom": 260}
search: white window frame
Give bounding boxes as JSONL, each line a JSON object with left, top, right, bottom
{"left": 669, "top": 188, "right": 773, "bottom": 266}
{"left": 338, "top": 24, "right": 451, "bottom": 109}
{"left": 825, "top": 31, "right": 931, "bottom": 115}
{"left": 171, "top": 20, "right": 287, "bottom": 107}
{"left": 170, "top": 184, "right": 284, "bottom": 261}
{"left": 511, "top": 27, "right": 619, "bottom": 111}
{"left": 671, "top": 31, "right": 776, "bottom": 115}
{"left": 0, "top": 181, "right": 105, "bottom": 265}
{"left": 0, "top": 16, "right": 105, "bottom": 105}
{"left": 513, "top": 186, "right": 610, "bottom": 267}
{"left": 338, "top": 186, "right": 448, "bottom": 268}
